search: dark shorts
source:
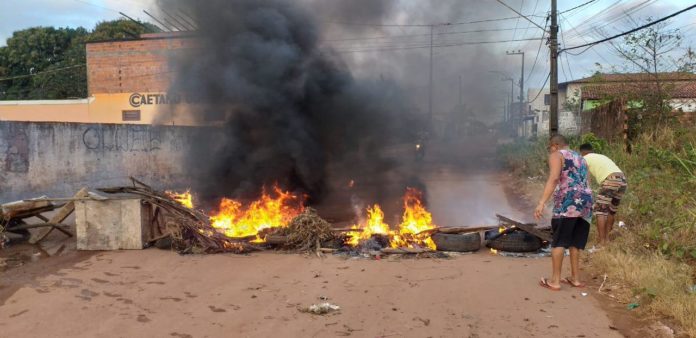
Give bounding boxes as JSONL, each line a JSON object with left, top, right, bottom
{"left": 551, "top": 217, "right": 590, "bottom": 250}
{"left": 594, "top": 173, "right": 628, "bottom": 216}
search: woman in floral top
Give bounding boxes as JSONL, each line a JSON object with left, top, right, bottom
{"left": 534, "top": 134, "right": 593, "bottom": 291}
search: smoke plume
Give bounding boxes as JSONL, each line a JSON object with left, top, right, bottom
{"left": 163, "top": 0, "right": 421, "bottom": 208}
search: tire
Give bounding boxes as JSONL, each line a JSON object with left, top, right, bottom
{"left": 486, "top": 231, "right": 542, "bottom": 252}
{"left": 432, "top": 232, "right": 481, "bottom": 252}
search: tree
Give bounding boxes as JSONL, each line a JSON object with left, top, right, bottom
{"left": 88, "top": 20, "right": 160, "bottom": 42}
{"left": 0, "top": 19, "right": 159, "bottom": 100}
{"left": 605, "top": 19, "right": 695, "bottom": 126}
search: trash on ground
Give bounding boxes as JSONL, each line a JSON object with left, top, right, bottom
{"left": 301, "top": 302, "right": 340, "bottom": 315}
{"left": 627, "top": 303, "right": 640, "bottom": 310}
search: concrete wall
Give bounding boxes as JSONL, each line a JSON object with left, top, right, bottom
{"left": 0, "top": 121, "right": 202, "bottom": 202}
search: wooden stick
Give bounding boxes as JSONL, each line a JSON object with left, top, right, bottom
{"left": 486, "top": 227, "right": 518, "bottom": 242}
{"left": 598, "top": 274, "right": 608, "bottom": 292}
{"left": 8, "top": 223, "right": 71, "bottom": 230}
{"left": 264, "top": 234, "right": 289, "bottom": 245}
{"left": 29, "top": 187, "right": 88, "bottom": 243}
{"left": 495, "top": 214, "right": 552, "bottom": 242}
{"left": 381, "top": 247, "right": 433, "bottom": 254}
{"left": 435, "top": 225, "right": 499, "bottom": 234}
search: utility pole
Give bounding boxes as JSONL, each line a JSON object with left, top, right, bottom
{"left": 458, "top": 75, "right": 463, "bottom": 107}
{"left": 429, "top": 25, "right": 434, "bottom": 128}
{"left": 506, "top": 50, "right": 525, "bottom": 134}
{"left": 508, "top": 78, "right": 514, "bottom": 122}
{"left": 549, "top": 0, "right": 559, "bottom": 135}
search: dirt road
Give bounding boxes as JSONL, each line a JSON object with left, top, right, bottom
{"left": 0, "top": 167, "right": 624, "bottom": 338}
{"left": 0, "top": 250, "right": 621, "bottom": 338}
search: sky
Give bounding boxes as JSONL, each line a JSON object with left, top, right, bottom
{"left": 1, "top": 0, "right": 695, "bottom": 116}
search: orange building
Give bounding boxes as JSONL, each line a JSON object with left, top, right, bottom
{"left": 0, "top": 32, "right": 198, "bottom": 125}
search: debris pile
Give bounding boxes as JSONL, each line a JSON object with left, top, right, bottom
{"left": 100, "top": 178, "right": 262, "bottom": 254}
{"left": 276, "top": 208, "right": 336, "bottom": 252}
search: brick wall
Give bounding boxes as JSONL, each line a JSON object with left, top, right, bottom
{"left": 86, "top": 36, "right": 195, "bottom": 95}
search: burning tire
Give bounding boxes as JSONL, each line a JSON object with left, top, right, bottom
{"left": 431, "top": 232, "right": 481, "bottom": 252}
{"left": 486, "top": 231, "right": 542, "bottom": 253}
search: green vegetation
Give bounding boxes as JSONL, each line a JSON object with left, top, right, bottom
{"left": 0, "top": 20, "right": 159, "bottom": 100}
{"left": 499, "top": 127, "right": 696, "bottom": 335}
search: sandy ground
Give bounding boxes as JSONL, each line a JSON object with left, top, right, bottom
{"left": 0, "top": 250, "right": 622, "bottom": 338}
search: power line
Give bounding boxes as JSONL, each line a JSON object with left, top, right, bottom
{"left": 563, "top": 0, "right": 624, "bottom": 38}
{"left": 323, "top": 27, "right": 523, "bottom": 43}
{"left": 516, "top": 0, "right": 542, "bottom": 50}
{"left": 332, "top": 37, "right": 542, "bottom": 54}
{"left": 530, "top": 71, "right": 551, "bottom": 103}
{"left": 320, "top": 13, "right": 546, "bottom": 28}
{"left": 526, "top": 16, "right": 549, "bottom": 82}
{"left": 508, "top": 0, "right": 526, "bottom": 51}
{"left": 562, "top": 3, "right": 696, "bottom": 52}
{"left": 559, "top": 13, "right": 612, "bottom": 64}
{"left": 558, "top": 19, "right": 575, "bottom": 80}
{"left": 0, "top": 64, "right": 86, "bottom": 82}
{"left": 560, "top": 0, "right": 598, "bottom": 15}
{"left": 566, "top": 0, "right": 656, "bottom": 40}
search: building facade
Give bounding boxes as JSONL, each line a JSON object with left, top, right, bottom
{"left": 0, "top": 33, "right": 197, "bottom": 125}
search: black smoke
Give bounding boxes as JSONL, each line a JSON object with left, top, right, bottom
{"left": 162, "top": 0, "right": 422, "bottom": 207}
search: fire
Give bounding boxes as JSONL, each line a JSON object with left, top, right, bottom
{"left": 209, "top": 186, "right": 304, "bottom": 241}
{"left": 346, "top": 205, "right": 392, "bottom": 246}
{"left": 167, "top": 190, "right": 194, "bottom": 209}
{"left": 347, "top": 188, "right": 437, "bottom": 250}
{"left": 392, "top": 188, "right": 437, "bottom": 250}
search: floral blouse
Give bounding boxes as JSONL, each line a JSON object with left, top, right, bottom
{"left": 553, "top": 149, "right": 593, "bottom": 219}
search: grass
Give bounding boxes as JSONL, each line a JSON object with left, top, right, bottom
{"left": 499, "top": 126, "right": 696, "bottom": 336}
{"left": 592, "top": 246, "right": 696, "bottom": 337}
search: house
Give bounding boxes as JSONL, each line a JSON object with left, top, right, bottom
{"left": 526, "top": 72, "right": 696, "bottom": 137}
{"left": 564, "top": 72, "right": 696, "bottom": 113}
{"left": 526, "top": 88, "right": 579, "bottom": 137}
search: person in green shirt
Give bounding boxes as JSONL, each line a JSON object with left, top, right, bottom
{"left": 579, "top": 143, "right": 628, "bottom": 246}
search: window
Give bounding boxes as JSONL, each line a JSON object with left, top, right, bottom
{"left": 544, "top": 94, "right": 550, "bottom": 106}
{"left": 122, "top": 110, "right": 141, "bottom": 121}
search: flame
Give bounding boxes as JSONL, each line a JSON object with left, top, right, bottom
{"left": 346, "top": 205, "right": 392, "bottom": 246}
{"left": 391, "top": 188, "right": 437, "bottom": 250}
{"left": 167, "top": 190, "right": 194, "bottom": 209}
{"left": 209, "top": 186, "right": 304, "bottom": 241}
{"left": 347, "top": 188, "right": 437, "bottom": 250}
{"left": 490, "top": 248, "right": 498, "bottom": 254}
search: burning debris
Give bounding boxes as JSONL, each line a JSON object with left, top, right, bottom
{"left": 346, "top": 188, "right": 437, "bottom": 251}
{"left": 277, "top": 208, "right": 335, "bottom": 252}
{"left": 100, "top": 178, "right": 263, "bottom": 254}
{"left": 206, "top": 186, "right": 304, "bottom": 241}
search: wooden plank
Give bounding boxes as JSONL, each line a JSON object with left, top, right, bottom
{"left": 9, "top": 223, "right": 71, "bottom": 230}
{"left": 29, "top": 188, "right": 89, "bottom": 244}
{"left": 495, "top": 214, "right": 552, "bottom": 242}
{"left": 2, "top": 200, "right": 51, "bottom": 215}
{"left": 435, "top": 225, "right": 500, "bottom": 234}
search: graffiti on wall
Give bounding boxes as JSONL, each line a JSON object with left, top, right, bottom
{"left": 3, "top": 125, "right": 30, "bottom": 173}
{"left": 82, "top": 125, "right": 164, "bottom": 152}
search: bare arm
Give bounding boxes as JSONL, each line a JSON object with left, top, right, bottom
{"left": 534, "top": 151, "right": 563, "bottom": 220}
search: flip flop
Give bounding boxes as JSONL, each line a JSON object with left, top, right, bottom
{"left": 539, "top": 278, "right": 561, "bottom": 291}
{"left": 561, "top": 277, "right": 586, "bottom": 288}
